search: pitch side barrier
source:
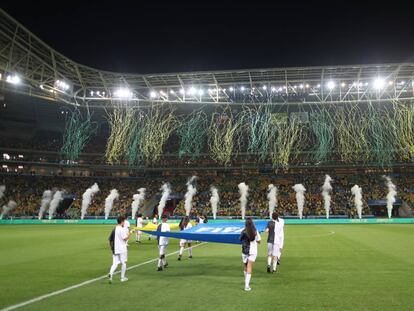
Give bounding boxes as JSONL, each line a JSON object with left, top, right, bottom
{"left": 1, "top": 218, "right": 414, "bottom": 225}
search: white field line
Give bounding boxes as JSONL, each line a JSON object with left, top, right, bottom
{"left": 1, "top": 242, "right": 207, "bottom": 311}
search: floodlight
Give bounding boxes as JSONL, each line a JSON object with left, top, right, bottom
{"left": 114, "top": 88, "right": 133, "bottom": 99}
{"left": 373, "top": 77, "right": 385, "bottom": 90}
{"left": 326, "top": 81, "right": 335, "bottom": 90}
{"left": 6, "top": 74, "right": 21, "bottom": 84}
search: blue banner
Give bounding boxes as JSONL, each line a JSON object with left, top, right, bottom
{"left": 142, "top": 220, "right": 269, "bottom": 244}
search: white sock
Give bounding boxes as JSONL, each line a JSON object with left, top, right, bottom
{"left": 279, "top": 252, "right": 282, "bottom": 259}
{"left": 267, "top": 256, "right": 272, "bottom": 266}
{"left": 188, "top": 247, "right": 192, "bottom": 257}
{"left": 137, "top": 233, "right": 141, "bottom": 241}
{"left": 158, "top": 259, "right": 162, "bottom": 267}
{"left": 244, "top": 270, "right": 246, "bottom": 277}
{"left": 109, "top": 263, "right": 118, "bottom": 276}
{"left": 272, "top": 260, "right": 277, "bottom": 271}
{"left": 245, "top": 273, "right": 251, "bottom": 288}
{"left": 179, "top": 247, "right": 184, "bottom": 256}
{"left": 121, "top": 263, "right": 126, "bottom": 278}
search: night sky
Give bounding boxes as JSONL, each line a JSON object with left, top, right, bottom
{"left": 2, "top": 2, "right": 414, "bottom": 74}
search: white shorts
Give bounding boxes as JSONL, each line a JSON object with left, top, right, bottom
{"left": 113, "top": 252, "right": 127, "bottom": 265}
{"left": 179, "top": 239, "right": 192, "bottom": 246}
{"left": 242, "top": 253, "right": 257, "bottom": 263}
{"left": 267, "top": 243, "right": 281, "bottom": 257}
{"left": 159, "top": 245, "right": 168, "bottom": 256}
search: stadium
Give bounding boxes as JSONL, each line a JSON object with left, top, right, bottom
{"left": 1, "top": 5, "right": 414, "bottom": 311}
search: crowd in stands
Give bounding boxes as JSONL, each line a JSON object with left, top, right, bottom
{"left": 1, "top": 172, "right": 414, "bottom": 219}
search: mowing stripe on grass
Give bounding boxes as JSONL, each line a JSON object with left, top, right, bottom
{"left": 1, "top": 242, "right": 207, "bottom": 311}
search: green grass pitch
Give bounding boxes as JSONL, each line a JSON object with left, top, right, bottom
{"left": 0, "top": 224, "right": 413, "bottom": 311}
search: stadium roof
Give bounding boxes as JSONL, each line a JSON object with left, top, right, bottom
{"left": 1, "top": 8, "right": 414, "bottom": 108}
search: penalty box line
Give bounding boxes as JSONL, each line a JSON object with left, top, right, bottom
{"left": 1, "top": 242, "right": 207, "bottom": 311}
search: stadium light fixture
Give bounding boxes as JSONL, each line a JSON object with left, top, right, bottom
{"left": 113, "top": 88, "right": 133, "bottom": 99}
{"left": 316, "top": 84, "right": 321, "bottom": 88}
{"left": 388, "top": 81, "right": 394, "bottom": 86}
{"left": 262, "top": 85, "right": 267, "bottom": 90}
{"left": 198, "top": 89, "right": 204, "bottom": 96}
{"left": 341, "top": 82, "right": 346, "bottom": 87}
{"left": 179, "top": 88, "right": 185, "bottom": 95}
{"left": 271, "top": 87, "right": 276, "bottom": 92}
{"left": 188, "top": 87, "right": 196, "bottom": 95}
{"left": 229, "top": 87, "right": 234, "bottom": 92}
{"left": 170, "top": 89, "right": 175, "bottom": 94}
{"left": 6, "top": 74, "right": 21, "bottom": 84}
{"left": 299, "top": 84, "right": 304, "bottom": 89}
{"left": 373, "top": 77, "right": 385, "bottom": 90}
{"left": 149, "top": 91, "right": 157, "bottom": 98}
{"left": 305, "top": 84, "right": 310, "bottom": 88}
{"left": 90, "top": 91, "right": 94, "bottom": 96}
{"left": 55, "top": 80, "right": 70, "bottom": 92}
{"left": 326, "top": 81, "right": 335, "bottom": 90}
{"left": 240, "top": 86, "right": 245, "bottom": 91}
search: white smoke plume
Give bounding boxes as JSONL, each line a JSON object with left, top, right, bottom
{"left": 38, "top": 190, "right": 53, "bottom": 220}
{"left": 104, "top": 189, "right": 119, "bottom": 220}
{"left": 383, "top": 176, "right": 397, "bottom": 219}
{"left": 351, "top": 185, "right": 363, "bottom": 219}
{"left": 48, "top": 191, "right": 64, "bottom": 220}
{"left": 184, "top": 176, "right": 197, "bottom": 216}
{"left": 158, "top": 183, "right": 171, "bottom": 219}
{"left": 321, "top": 175, "right": 333, "bottom": 219}
{"left": 131, "top": 188, "right": 146, "bottom": 219}
{"left": 210, "top": 186, "right": 220, "bottom": 220}
{"left": 0, "top": 200, "right": 17, "bottom": 219}
{"left": 267, "top": 184, "right": 278, "bottom": 218}
{"left": 293, "top": 184, "right": 306, "bottom": 219}
{"left": 0, "top": 185, "right": 5, "bottom": 200}
{"left": 81, "top": 183, "right": 100, "bottom": 220}
{"left": 238, "top": 182, "right": 249, "bottom": 220}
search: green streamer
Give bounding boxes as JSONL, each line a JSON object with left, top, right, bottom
{"left": 60, "top": 110, "right": 97, "bottom": 161}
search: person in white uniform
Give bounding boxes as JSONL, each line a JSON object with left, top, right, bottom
{"left": 135, "top": 213, "right": 144, "bottom": 243}
{"left": 108, "top": 216, "right": 131, "bottom": 283}
{"left": 239, "top": 218, "right": 261, "bottom": 291}
{"left": 265, "top": 211, "right": 284, "bottom": 273}
{"left": 157, "top": 214, "right": 170, "bottom": 271}
{"left": 178, "top": 216, "right": 193, "bottom": 260}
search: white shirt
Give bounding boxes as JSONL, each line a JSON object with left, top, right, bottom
{"left": 185, "top": 222, "right": 193, "bottom": 230}
{"left": 136, "top": 217, "right": 144, "bottom": 228}
{"left": 158, "top": 222, "right": 170, "bottom": 246}
{"left": 125, "top": 220, "right": 130, "bottom": 228}
{"left": 152, "top": 217, "right": 158, "bottom": 224}
{"left": 273, "top": 218, "right": 285, "bottom": 248}
{"left": 249, "top": 232, "right": 262, "bottom": 256}
{"left": 198, "top": 218, "right": 204, "bottom": 224}
{"left": 114, "top": 225, "right": 128, "bottom": 254}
